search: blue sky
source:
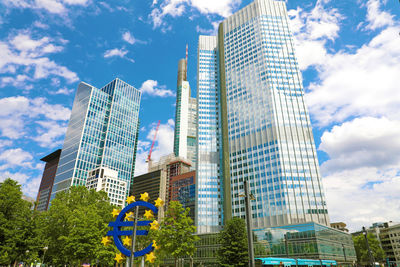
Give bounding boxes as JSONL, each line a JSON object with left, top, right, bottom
{"left": 0, "top": 0, "right": 399, "bottom": 231}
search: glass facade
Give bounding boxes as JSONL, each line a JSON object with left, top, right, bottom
{"left": 196, "top": 36, "right": 224, "bottom": 234}
{"left": 163, "top": 223, "right": 356, "bottom": 266}
{"left": 196, "top": 0, "right": 330, "bottom": 233}
{"left": 253, "top": 222, "right": 356, "bottom": 264}
{"left": 51, "top": 79, "right": 141, "bottom": 201}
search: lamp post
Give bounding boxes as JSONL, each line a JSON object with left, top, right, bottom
{"left": 25, "top": 250, "right": 29, "bottom": 267}
{"left": 342, "top": 244, "right": 347, "bottom": 262}
{"left": 126, "top": 206, "right": 139, "bottom": 267}
{"left": 362, "top": 226, "right": 375, "bottom": 267}
{"left": 240, "top": 180, "right": 256, "bottom": 267}
{"left": 41, "top": 246, "right": 48, "bottom": 267}
{"left": 284, "top": 234, "right": 289, "bottom": 258}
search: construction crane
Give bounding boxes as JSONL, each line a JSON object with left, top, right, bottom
{"left": 146, "top": 120, "right": 160, "bottom": 163}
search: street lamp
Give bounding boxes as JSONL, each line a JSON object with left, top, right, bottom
{"left": 42, "top": 246, "right": 48, "bottom": 267}
{"left": 25, "top": 250, "right": 29, "bottom": 267}
{"left": 362, "top": 226, "right": 375, "bottom": 267}
{"left": 239, "top": 180, "right": 256, "bottom": 267}
{"left": 342, "top": 244, "right": 347, "bottom": 262}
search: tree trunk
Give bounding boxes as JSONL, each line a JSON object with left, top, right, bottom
{"left": 175, "top": 257, "right": 177, "bottom": 267}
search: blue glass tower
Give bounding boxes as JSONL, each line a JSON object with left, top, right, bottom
{"left": 196, "top": 0, "right": 330, "bottom": 233}
{"left": 51, "top": 78, "right": 141, "bottom": 201}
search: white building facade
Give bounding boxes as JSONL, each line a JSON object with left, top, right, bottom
{"left": 86, "top": 166, "right": 127, "bottom": 207}
{"left": 174, "top": 58, "right": 198, "bottom": 167}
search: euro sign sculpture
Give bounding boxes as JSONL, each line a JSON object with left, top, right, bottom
{"left": 107, "top": 200, "right": 158, "bottom": 257}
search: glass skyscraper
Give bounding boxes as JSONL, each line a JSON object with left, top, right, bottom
{"left": 51, "top": 78, "right": 141, "bottom": 201}
{"left": 196, "top": 0, "right": 330, "bottom": 234}
{"left": 174, "top": 57, "right": 198, "bottom": 166}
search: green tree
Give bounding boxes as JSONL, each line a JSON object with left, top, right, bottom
{"left": 0, "top": 178, "right": 35, "bottom": 265}
{"left": 217, "top": 217, "right": 249, "bottom": 267}
{"left": 154, "top": 201, "right": 199, "bottom": 266}
{"left": 42, "top": 186, "right": 117, "bottom": 266}
{"left": 353, "top": 233, "right": 386, "bottom": 265}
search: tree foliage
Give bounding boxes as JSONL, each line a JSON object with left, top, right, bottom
{"left": 217, "top": 217, "right": 249, "bottom": 267}
{"left": 42, "top": 186, "right": 117, "bottom": 266}
{"left": 353, "top": 233, "right": 386, "bottom": 264}
{"left": 0, "top": 178, "right": 36, "bottom": 265}
{"left": 154, "top": 201, "right": 199, "bottom": 266}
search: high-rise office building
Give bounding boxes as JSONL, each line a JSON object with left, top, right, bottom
{"left": 36, "top": 149, "right": 61, "bottom": 211}
{"left": 196, "top": 36, "right": 226, "bottom": 233}
{"left": 51, "top": 78, "right": 141, "bottom": 201}
{"left": 131, "top": 153, "right": 192, "bottom": 219}
{"left": 196, "top": 0, "right": 330, "bottom": 234}
{"left": 174, "top": 48, "right": 198, "bottom": 166}
{"left": 86, "top": 166, "right": 128, "bottom": 207}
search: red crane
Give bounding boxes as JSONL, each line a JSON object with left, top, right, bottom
{"left": 146, "top": 120, "right": 160, "bottom": 162}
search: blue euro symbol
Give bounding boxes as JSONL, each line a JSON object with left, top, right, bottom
{"left": 107, "top": 200, "right": 158, "bottom": 257}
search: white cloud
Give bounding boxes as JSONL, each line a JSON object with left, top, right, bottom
{"left": 122, "top": 31, "right": 136, "bottom": 45}
{"left": 149, "top": 0, "right": 240, "bottom": 30}
{"left": 33, "top": 21, "right": 49, "bottom": 29}
{"left": 0, "top": 148, "right": 34, "bottom": 170}
{"left": 32, "top": 120, "right": 68, "bottom": 148}
{"left": 22, "top": 175, "right": 42, "bottom": 198}
{"left": 365, "top": 0, "right": 394, "bottom": 30}
{"left": 289, "top": 0, "right": 400, "bottom": 231}
{"left": 0, "top": 140, "right": 13, "bottom": 149}
{"left": 0, "top": 171, "right": 30, "bottom": 185}
{"left": 319, "top": 117, "right": 400, "bottom": 173}
{"left": 104, "top": 48, "right": 128, "bottom": 58}
{"left": 0, "top": 96, "right": 70, "bottom": 139}
{"left": 306, "top": 25, "right": 400, "bottom": 126}
{"left": 287, "top": 0, "right": 400, "bottom": 126}
{"left": 49, "top": 87, "right": 75, "bottom": 95}
{"left": 30, "top": 97, "right": 71, "bottom": 121}
{"left": 190, "top": 0, "right": 240, "bottom": 17}
{"left": 0, "top": 75, "right": 33, "bottom": 90}
{"left": 288, "top": 2, "right": 342, "bottom": 70}
{"left": 2, "top": 0, "right": 90, "bottom": 14}
{"left": 134, "top": 120, "right": 175, "bottom": 176}
{"left": 0, "top": 32, "right": 78, "bottom": 88}
{"left": 319, "top": 118, "right": 400, "bottom": 231}
{"left": 34, "top": 0, "right": 66, "bottom": 14}
{"left": 0, "top": 172, "right": 42, "bottom": 198}
{"left": 62, "top": 0, "right": 90, "bottom": 5}
{"left": 103, "top": 47, "right": 134, "bottom": 62}
{"left": 139, "top": 79, "right": 175, "bottom": 97}
{"left": 323, "top": 167, "right": 400, "bottom": 232}
{"left": 122, "top": 31, "right": 147, "bottom": 45}
{"left": 196, "top": 21, "right": 220, "bottom": 35}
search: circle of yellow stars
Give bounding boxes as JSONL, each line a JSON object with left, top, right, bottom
{"left": 102, "top": 192, "right": 164, "bottom": 263}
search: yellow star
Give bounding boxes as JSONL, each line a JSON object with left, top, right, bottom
{"left": 122, "top": 236, "right": 132, "bottom": 247}
{"left": 111, "top": 208, "right": 120, "bottom": 218}
{"left": 144, "top": 209, "right": 154, "bottom": 219}
{"left": 125, "top": 211, "right": 135, "bottom": 221}
{"left": 146, "top": 252, "right": 156, "bottom": 263}
{"left": 154, "top": 197, "right": 164, "bottom": 208}
{"left": 101, "top": 236, "right": 111, "bottom": 246}
{"left": 140, "top": 192, "right": 150, "bottom": 202}
{"left": 152, "top": 240, "right": 160, "bottom": 250}
{"left": 126, "top": 195, "right": 135, "bottom": 204}
{"left": 114, "top": 253, "right": 125, "bottom": 263}
{"left": 150, "top": 220, "right": 159, "bottom": 230}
